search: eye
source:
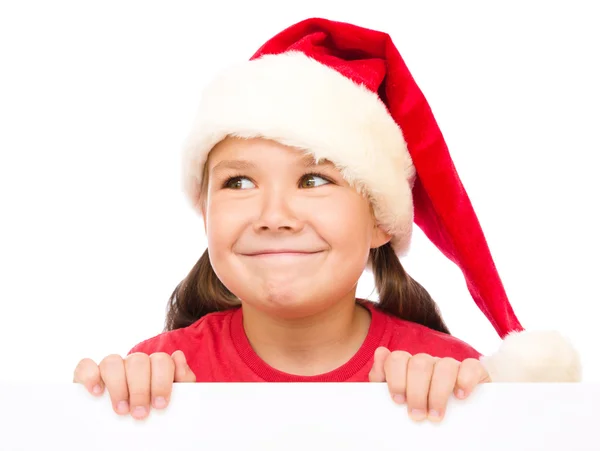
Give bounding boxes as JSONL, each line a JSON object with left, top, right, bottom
{"left": 299, "top": 173, "right": 331, "bottom": 188}
{"left": 224, "top": 176, "right": 255, "bottom": 189}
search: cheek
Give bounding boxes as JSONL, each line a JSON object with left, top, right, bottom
{"left": 311, "top": 194, "right": 374, "bottom": 250}
{"left": 205, "top": 198, "right": 241, "bottom": 253}
{"left": 205, "top": 199, "right": 247, "bottom": 293}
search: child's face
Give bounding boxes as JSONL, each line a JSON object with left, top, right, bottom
{"left": 203, "top": 137, "right": 391, "bottom": 318}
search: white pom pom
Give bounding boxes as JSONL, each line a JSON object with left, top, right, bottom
{"left": 480, "top": 330, "right": 582, "bottom": 382}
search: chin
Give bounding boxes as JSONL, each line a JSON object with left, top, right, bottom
{"left": 221, "top": 259, "right": 361, "bottom": 318}
{"left": 259, "top": 288, "right": 320, "bottom": 318}
{"left": 239, "top": 283, "right": 334, "bottom": 320}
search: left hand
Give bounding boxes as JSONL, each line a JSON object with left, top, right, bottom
{"left": 368, "top": 347, "right": 491, "bottom": 422}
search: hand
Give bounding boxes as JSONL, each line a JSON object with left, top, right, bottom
{"left": 368, "top": 347, "right": 490, "bottom": 422}
{"left": 73, "top": 350, "right": 196, "bottom": 420}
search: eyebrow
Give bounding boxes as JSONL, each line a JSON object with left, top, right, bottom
{"left": 211, "top": 159, "right": 256, "bottom": 174}
{"left": 210, "top": 155, "right": 331, "bottom": 175}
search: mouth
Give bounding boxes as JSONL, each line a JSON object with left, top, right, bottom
{"left": 241, "top": 250, "right": 325, "bottom": 257}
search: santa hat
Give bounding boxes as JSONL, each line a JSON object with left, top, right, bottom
{"left": 181, "top": 18, "right": 581, "bottom": 382}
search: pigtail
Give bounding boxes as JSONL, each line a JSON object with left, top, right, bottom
{"left": 164, "top": 249, "right": 240, "bottom": 331}
{"left": 370, "top": 242, "right": 450, "bottom": 334}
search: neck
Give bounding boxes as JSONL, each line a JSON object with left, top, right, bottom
{"left": 241, "top": 295, "right": 371, "bottom": 376}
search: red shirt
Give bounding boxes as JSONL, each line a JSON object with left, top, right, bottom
{"left": 128, "top": 301, "right": 481, "bottom": 382}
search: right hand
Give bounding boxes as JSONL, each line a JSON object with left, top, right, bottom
{"left": 73, "top": 350, "right": 196, "bottom": 420}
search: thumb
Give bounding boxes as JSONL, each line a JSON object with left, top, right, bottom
{"left": 172, "top": 350, "right": 196, "bottom": 382}
{"left": 368, "top": 347, "right": 391, "bottom": 382}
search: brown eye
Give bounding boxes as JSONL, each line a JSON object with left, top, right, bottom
{"left": 300, "top": 174, "right": 329, "bottom": 188}
{"left": 224, "top": 176, "right": 255, "bottom": 189}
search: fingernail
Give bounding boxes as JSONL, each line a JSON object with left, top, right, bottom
{"left": 154, "top": 396, "right": 167, "bottom": 409}
{"left": 428, "top": 409, "right": 442, "bottom": 421}
{"left": 116, "top": 400, "right": 129, "bottom": 414}
{"left": 410, "top": 409, "right": 426, "bottom": 421}
{"left": 392, "top": 394, "right": 405, "bottom": 404}
{"left": 456, "top": 389, "right": 466, "bottom": 399}
{"left": 132, "top": 406, "right": 147, "bottom": 419}
{"left": 92, "top": 384, "right": 102, "bottom": 395}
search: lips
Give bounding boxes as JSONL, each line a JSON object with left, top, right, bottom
{"left": 242, "top": 249, "right": 323, "bottom": 257}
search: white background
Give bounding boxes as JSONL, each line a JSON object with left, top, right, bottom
{"left": 1, "top": 1, "right": 598, "bottom": 383}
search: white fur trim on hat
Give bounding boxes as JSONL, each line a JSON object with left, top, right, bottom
{"left": 182, "top": 51, "right": 416, "bottom": 254}
{"left": 480, "top": 330, "right": 582, "bottom": 382}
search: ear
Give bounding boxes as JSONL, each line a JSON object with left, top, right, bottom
{"left": 370, "top": 224, "right": 392, "bottom": 249}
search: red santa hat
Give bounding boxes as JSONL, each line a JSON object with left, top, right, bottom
{"left": 182, "top": 18, "right": 581, "bottom": 382}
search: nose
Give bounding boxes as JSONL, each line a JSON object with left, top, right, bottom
{"left": 253, "top": 187, "right": 303, "bottom": 233}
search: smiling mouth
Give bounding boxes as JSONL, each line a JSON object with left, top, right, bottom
{"left": 241, "top": 250, "right": 324, "bottom": 257}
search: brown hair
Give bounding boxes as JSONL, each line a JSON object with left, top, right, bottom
{"left": 165, "top": 150, "right": 450, "bottom": 334}
{"left": 164, "top": 243, "right": 449, "bottom": 334}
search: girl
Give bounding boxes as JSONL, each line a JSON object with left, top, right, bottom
{"left": 73, "top": 18, "right": 581, "bottom": 423}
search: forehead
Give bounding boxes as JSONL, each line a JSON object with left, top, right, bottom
{"left": 207, "top": 137, "right": 326, "bottom": 168}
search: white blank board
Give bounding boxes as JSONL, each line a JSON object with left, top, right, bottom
{"left": 1, "top": 382, "right": 597, "bottom": 450}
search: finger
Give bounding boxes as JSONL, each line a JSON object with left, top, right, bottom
{"left": 383, "top": 350, "right": 411, "bottom": 404}
{"left": 427, "top": 358, "right": 460, "bottom": 422}
{"left": 368, "top": 347, "right": 391, "bottom": 382}
{"left": 73, "top": 358, "right": 104, "bottom": 396}
{"left": 124, "top": 352, "right": 152, "bottom": 419}
{"left": 406, "top": 353, "right": 436, "bottom": 421}
{"left": 172, "top": 350, "right": 196, "bottom": 382}
{"left": 455, "top": 358, "right": 491, "bottom": 399}
{"left": 98, "top": 354, "right": 130, "bottom": 415}
{"left": 149, "top": 352, "right": 175, "bottom": 409}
